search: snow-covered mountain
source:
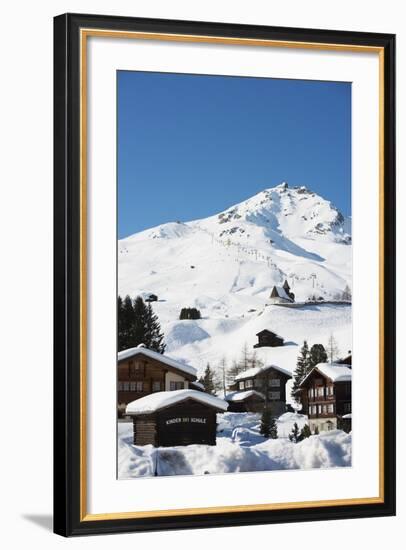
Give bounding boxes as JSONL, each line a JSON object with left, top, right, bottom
{"left": 118, "top": 182, "right": 352, "bottom": 378}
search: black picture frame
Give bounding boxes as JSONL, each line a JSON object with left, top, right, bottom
{"left": 54, "top": 12, "right": 396, "bottom": 537}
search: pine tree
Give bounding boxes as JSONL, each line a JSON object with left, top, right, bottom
{"left": 269, "top": 416, "right": 278, "bottom": 439}
{"left": 199, "top": 363, "right": 216, "bottom": 395}
{"left": 144, "top": 303, "right": 166, "bottom": 353}
{"left": 179, "top": 307, "right": 201, "bottom": 320}
{"left": 300, "top": 424, "right": 312, "bottom": 440}
{"left": 308, "top": 344, "right": 328, "bottom": 369}
{"left": 117, "top": 296, "right": 124, "bottom": 351}
{"left": 341, "top": 284, "right": 352, "bottom": 301}
{"left": 132, "top": 296, "right": 149, "bottom": 345}
{"left": 260, "top": 408, "right": 273, "bottom": 438}
{"left": 119, "top": 295, "right": 136, "bottom": 351}
{"left": 291, "top": 340, "right": 310, "bottom": 399}
{"left": 289, "top": 422, "right": 301, "bottom": 443}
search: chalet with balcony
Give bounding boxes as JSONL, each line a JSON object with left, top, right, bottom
{"left": 229, "top": 364, "right": 292, "bottom": 415}
{"left": 298, "top": 363, "right": 352, "bottom": 432}
{"left": 117, "top": 345, "right": 197, "bottom": 416}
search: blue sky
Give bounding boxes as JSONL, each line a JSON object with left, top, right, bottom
{"left": 118, "top": 71, "right": 351, "bottom": 239}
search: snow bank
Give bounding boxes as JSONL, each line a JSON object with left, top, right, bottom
{"left": 118, "top": 410, "right": 351, "bottom": 478}
{"left": 165, "top": 321, "right": 210, "bottom": 350}
{"left": 118, "top": 420, "right": 351, "bottom": 478}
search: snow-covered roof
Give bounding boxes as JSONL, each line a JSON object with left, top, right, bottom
{"left": 225, "top": 390, "right": 265, "bottom": 402}
{"left": 342, "top": 413, "right": 352, "bottom": 419}
{"left": 190, "top": 380, "right": 205, "bottom": 390}
{"left": 117, "top": 346, "right": 197, "bottom": 378}
{"left": 126, "top": 389, "right": 228, "bottom": 415}
{"left": 256, "top": 329, "right": 284, "bottom": 339}
{"left": 271, "top": 286, "right": 292, "bottom": 301}
{"left": 235, "top": 364, "right": 292, "bottom": 381}
{"left": 299, "top": 363, "right": 352, "bottom": 386}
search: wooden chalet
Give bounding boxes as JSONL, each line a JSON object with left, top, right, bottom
{"left": 125, "top": 389, "right": 228, "bottom": 447}
{"left": 269, "top": 279, "right": 295, "bottom": 304}
{"left": 337, "top": 351, "right": 352, "bottom": 366}
{"left": 253, "top": 329, "right": 284, "bottom": 348}
{"left": 117, "top": 345, "right": 197, "bottom": 416}
{"left": 298, "top": 363, "right": 352, "bottom": 432}
{"left": 225, "top": 390, "right": 265, "bottom": 412}
{"left": 229, "top": 364, "right": 292, "bottom": 416}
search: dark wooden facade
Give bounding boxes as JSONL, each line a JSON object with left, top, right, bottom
{"left": 253, "top": 329, "right": 284, "bottom": 348}
{"left": 226, "top": 392, "right": 265, "bottom": 413}
{"left": 229, "top": 366, "right": 291, "bottom": 416}
{"left": 299, "top": 369, "right": 351, "bottom": 432}
{"left": 117, "top": 351, "right": 196, "bottom": 415}
{"left": 131, "top": 399, "right": 221, "bottom": 447}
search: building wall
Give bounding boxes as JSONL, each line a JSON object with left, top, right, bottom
{"left": 165, "top": 371, "right": 190, "bottom": 391}
{"left": 117, "top": 352, "right": 194, "bottom": 413}
{"left": 309, "top": 417, "right": 337, "bottom": 433}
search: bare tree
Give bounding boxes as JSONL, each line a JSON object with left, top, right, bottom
{"left": 327, "top": 334, "right": 340, "bottom": 363}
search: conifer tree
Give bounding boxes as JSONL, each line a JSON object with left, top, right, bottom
{"left": 341, "top": 284, "right": 352, "bottom": 301}
{"left": 291, "top": 340, "right": 310, "bottom": 399}
{"left": 259, "top": 409, "right": 270, "bottom": 438}
{"left": 144, "top": 303, "right": 166, "bottom": 353}
{"left": 308, "top": 344, "right": 328, "bottom": 369}
{"left": 300, "top": 424, "right": 312, "bottom": 440}
{"left": 269, "top": 416, "right": 278, "bottom": 439}
{"left": 260, "top": 408, "right": 273, "bottom": 438}
{"left": 199, "top": 363, "right": 216, "bottom": 395}
{"left": 289, "top": 422, "right": 301, "bottom": 443}
{"left": 132, "top": 295, "right": 148, "bottom": 345}
{"left": 120, "top": 295, "right": 136, "bottom": 351}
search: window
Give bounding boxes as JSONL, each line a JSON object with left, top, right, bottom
{"left": 268, "top": 391, "right": 280, "bottom": 400}
{"left": 245, "top": 379, "right": 253, "bottom": 388}
{"left": 129, "top": 381, "right": 136, "bottom": 391}
{"left": 317, "top": 387, "right": 325, "bottom": 397}
{"left": 239, "top": 381, "right": 244, "bottom": 390}
{"left": 170, "top": 381, "right": 184, "bottom": 391}
{"left": 327, "top": 385, "right": 334, "bottom": 396}
{"left": 118, "top": 381, "right": 124, "bottom": 391}
{"left": 123, "top": 381, "right": 130, "bottom": 391}
{"left": 328, "top": 403, "right": 334, "bottom": 414}
{"left": 128, "top": 360, "right": 142, "bottom": 377}
{"left": 254, "top": 378, "right": 262, "bottom": 388}
{"left": 269, "top": 379, "right": 280, "bottom": 387}
{"left": 318, "top": 404, "right": 322, "bottom": 414}
{"left": 152, "top": 381, "right": 161, "bottom": 392}
{"left": 322, "top": 404, "right": 327, "bottom": 414}
{"left": 308, "top": 388, "right": 314, "bottom": 398}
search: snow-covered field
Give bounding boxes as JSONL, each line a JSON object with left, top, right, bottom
{"left": 118, "top": 412, "right": 351, "bottom": 478}
{"left": 118, "top": 183, "right": 352, "bottom": 378}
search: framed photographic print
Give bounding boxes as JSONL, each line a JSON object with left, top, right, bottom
{"left": 53, "top": 13, "right": 396, "bottom": 536}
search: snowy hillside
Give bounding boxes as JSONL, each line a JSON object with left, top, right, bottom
{"left": 118, "top": 182, "right": 352, "bottom": 377}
